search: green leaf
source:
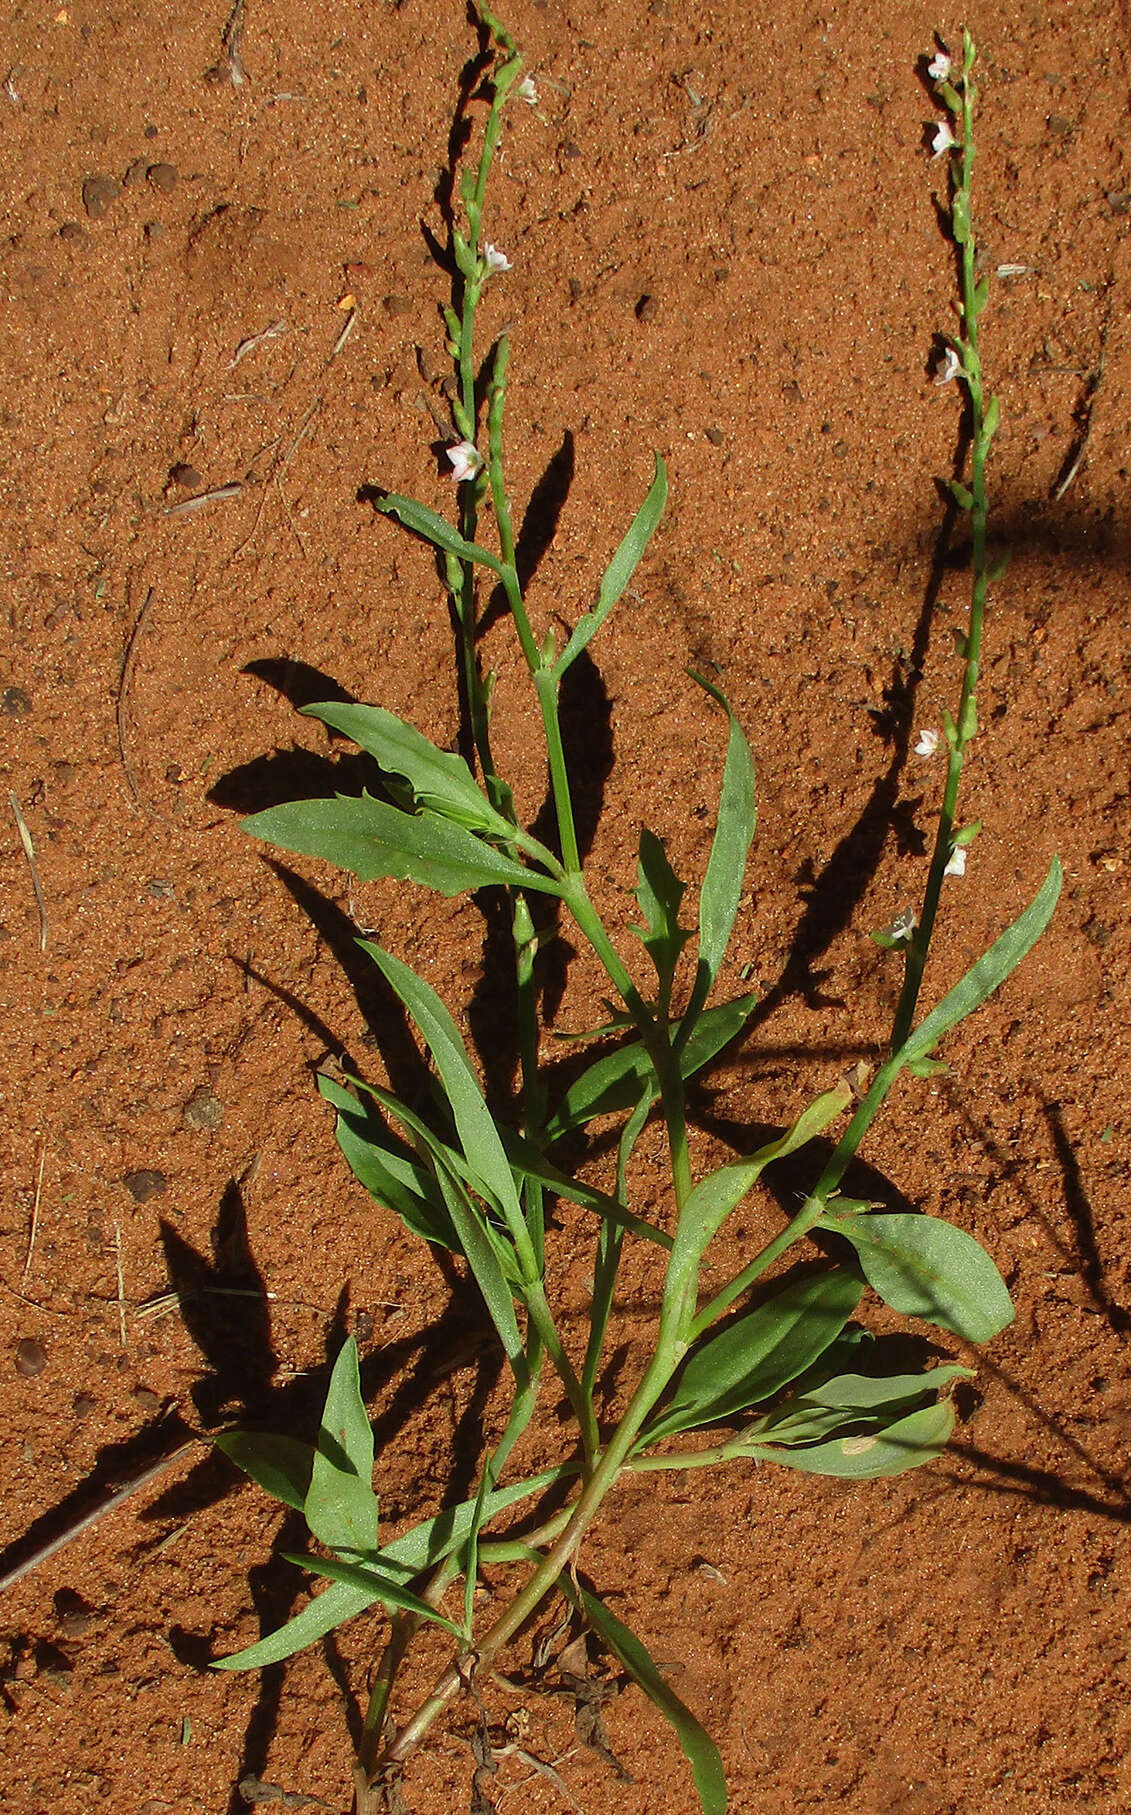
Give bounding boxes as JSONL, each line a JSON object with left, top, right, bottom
{"left": 375, "top": 492, "right": 504, "bottom": 574}
{"left": 553, "top": 455, "right": 668, "bottom": 677}
{"left": 948, "top": 478, "right": 974, "bottom": 510}
{"left": 900, "top": 857, "right": 1061, "bottom": 1068}
{"left": 749, "top": 1397, "right": 957, "bottom": 1479}
{"left": 640, "top": 1268, "right": 864, "bottom": 1447}
{"left": 243, "top": 795, "right": 562, "bottom": 897}
{"left": 317, "top": 1075, "right": 458, "bottom": 1248}
{"left": 305, "top": 1337, "right": 381, "bottom": 1555}
{"left": 630, "top": 827, "right": 691, "bottom": 996}
{"left": 213, "top": 1577, "right": 380, "bottom": 1671}
{"left": 563, "top": 1581, "right": 727, "bottom": 1815}
{"left": 816, "top": 1208, "right": 1013, "bottom": 1342}
{"left": 430, "top": 1160, "right": 527, "bottom": 1372}
{"left": 662, "top": 1083, "right": 852, "bottom": 1335}
{"left": 544, "top": 992, "right": 758, "bottom": 1144}
{"left": 498, "top": 1122, "right": 672, "bottom": 1248}
{"left": 302, "top": 702, "right": 514, "bottom": 837}
{"left": 214, "top": 1432, "right": 314, "bottom": 1512}
{"left": 794, "top": 1361, "right": 971, "bottom": 1413}
{"left": 282, "top": 1551, "right": 463, "bottom": 1637}
{"left": 686, "top": 671, "right": 756, "bottom": 1003}
{"left": 358, "top": 943, "right": 533, "bottom": 1270}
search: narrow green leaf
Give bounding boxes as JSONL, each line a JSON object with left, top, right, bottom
{"left": 282, "top": 1552, "right": 463, "bottom": 1637}
{"left": 214, "top": 1432, "right": 314, "bottom": 1512}
{"left": 796, "top": 1361, "right": 972, "bottom": 1412}
{"left": 662, "top": 1083, "right": 851, "bottom": 1332}
{"left": 687, "top": 671, "right": 756, "bottom": 996}
{"left": 430, "top": 1161, "right": 527, "bottom": 1371}
{"left": 900, "top": 857, "right": 1061, "bottom": 1067}
{"left": 302, "top": 702, "right": 514, "bottom": 837}
{"left": 630, "top": 827, "right": 690, "bottom": 996}
{"left": 375, "top": 492, "right": 504, "bottom": 574}
{"left": 243, "top": 795, "right": 562, "bottom": 897}
{"left": 640, "top": 1268, "right": 864, "bottom": 1447}
{"left": 749, "top": 1397, "right": 956, "bottom": 1479}
{"left": 498, "top": 1122, "right": 672, "bottom": 1248}
{"left": 554, "top": 455, "right": 667, "bottom": 677}
{"left": 317, "top": 1074, "right": 458, "bottom": 1249}
{"left": 213, "top": 1578, "right": 380, "bottom": 1671}
{"left": 817, "top": 1208, "right": 1013, "bottom": 1343}
{"left": 948, "top": 478, "right": 974, "bottom": 510}
{"left": 564, "top": 1581, "right": 727, "bottom": 1815}
{"left": 357, "top": 942, "right": 533, "bottom": 1268}
{"left": 305, "top": 1338, "right": 381, "bottom": 1555}
{"left": 544, "top": 992, "right": 758, "bottom": 1144}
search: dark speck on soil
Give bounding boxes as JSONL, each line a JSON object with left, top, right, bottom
{"left": 122, "top": 1169, "right": 167, "bottom": 1203}
{"left": 81, "top": 175, "right": 121, "bottom": 220}
{"left": 15, "top": 1337, "right": 47, "bottom": 1378}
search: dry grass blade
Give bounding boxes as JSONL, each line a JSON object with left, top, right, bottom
{"left": 8, "top": 791, "right": 47, "bottom": 952}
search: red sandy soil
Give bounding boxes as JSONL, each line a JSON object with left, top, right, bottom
{"left": 2, "top": 2, "right": 1128, "bottom": 1812}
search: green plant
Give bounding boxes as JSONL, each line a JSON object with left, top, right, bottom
{"left": 214, "top": 21, "right": 1058, "bottom": 1812}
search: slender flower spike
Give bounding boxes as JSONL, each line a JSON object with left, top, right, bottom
{"left": 943, "top": 844, "right": 967, "bottom": 878}
{"left": 517, "top": 74, "right": 538, "bottom": 104}
{"left": 931, "top": 119, "right": 958, "bottom": 158}
{"left": 484, "top": 243, "right": 513, "bottom": 274}
{"left": 446, "top": 439, "right": 483, "bottom": 483}
{"left": 915, "top": 727, "right": 940, "bottom": 758}
{"left": 932, "top": 346, "right": 962, "bottom": 386}
{"left": 927, "top": 51, "right": 952, "bottom": 82}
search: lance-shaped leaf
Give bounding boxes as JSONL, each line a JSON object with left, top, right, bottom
{"left": 281, "top": 1550, "right": 464, "bottom": 1636}
{"left": 561, "top": 1578, "right": 727, "bottom": 1815}
{"left": 358, "top": 942, "right": 535, "bottom": 1275}
{"left": 305, "top": 1337, "right": 381, "bottom": 1555}
{"left": 317, "top": 1074, "right": 458, "bottom": 1249}
{"left": 661, "top": 1082, "right": 852, "bottom": 1335}
{"left": 678, "top": 672, "right": 756, "bottom": 1045}
{"left": 630, "top": 827, "right": 691, "bottom": 999}
{"left": 214, "top": 1432, "right": 314, "bottom": 1512}
{"left": 639, "top": 1267, "right": 864, "bottom": 1447}
{"left": 243, "top": 794, "right": 562, "bottom": 897}
{"left": 431, "top": 1160, "right": 527, "bottom": 1375}
{"left": 498, "top": 1122, "right": 672, "bottom": 1248}
{"left": 816, "top": 1207, "right": 1013, "bottom": 1343}
{"left": 544, "top": 991, "right": 758, "bottom": 1145}
{"left": 374, "top": 492, "right": 505, "bottom": 573}
{"left": 302, "top": 701, "right": 516, "bottom": 837}
{"left": 553, "top": 455, "right": 667, "bottom": 677}
{"left": 747, "top": 1396, "right": 957, "bottom": 1480}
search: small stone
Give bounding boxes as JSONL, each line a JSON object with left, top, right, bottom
{"left": 1106, "top": 192, "right": 1131, "bottom": 216}
{"left": 184, "top": 1086, "right": 223, "bottom": 1130}
{"left": 73, "top": 1392, "right": 97, "bottom": 1419}
{"left": 706, "top": 426, "right": 725, "bottom": 446}
{"left": 123, "top": 1168, "right": 167, "bottom": 1203}
{"left": 635, "top": 293, "right": 658, "bottom": 322}
{"left": 123, "top": 156, "right": 149, "bottom": 186}
{"left": 15, "top": 1338, "right": 47, "bottom": 1378}
{"left": 82, "top": 174, "right": 121, "bottom": 220}
{"left": 56, "top": 1590, "right": 95, "bottom": 1639}
{"left": 1, "top": 685, "right": 31, "bottom": 715}
{"left": 164, "top": 763, "right": 187, "bottom": 784}
{"left": 58, "top": 220, "right": 84, "bottom": 242}
{"left": 169, "top": 462, "right": 202, "bottom": 491}
{"left": 382, "top": 293, "right": 413, "bottom": 316}
{"left": 133, "top": 1385, "right": 162, "bottom": 1413}
{"left": 147, "top": 162, "right": 177, "bottom": 192}
{"left": 1046, "top": 113, "right": 1073, "bottom": 138}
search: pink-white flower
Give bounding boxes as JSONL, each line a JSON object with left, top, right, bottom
{"left": 932, "top": 346, "right": 962, "bottom": 386}
{"left": 517, "top": 74, "right": 538, "bottom": 105}
{"left": 927, "top": 51, "right": 952, "bottom": 83}
{"left": 915, "top": 727, "right": 940, "bottom": 758}
{"left": 943, "top": 844, "right": 967, "bottom": 878}
{"left": 446, "top": 440, "right": 483, "bottom": 483}
{"left": 931, "top": 119, "right": 958, "bottom": 158}
{"left": 484, "top": 243, "right": 512, "bottom": 274}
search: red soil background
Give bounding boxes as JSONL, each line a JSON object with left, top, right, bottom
{"left": 2, "top": 2, "right": 1128, "bottom": 1811}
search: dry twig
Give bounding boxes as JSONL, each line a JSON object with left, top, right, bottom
{"left": 8, "top": 792, "right": 47, "bottom": 952}
{"left": 20, "top": 1137, "right": 47, "bottom": 1290}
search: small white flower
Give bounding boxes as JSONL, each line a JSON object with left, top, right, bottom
{"left": 484, "top": 243, "right": 512, "bottom": 274}
{"left": 932, "top": 346, "right": 962, "bottom": 386}
{"left": 915, "top": 727, "right": 940, "bottom": 758}
{"left": 931, "top": 119, "right": 958, "bottom": 158}
{"left": 927, "top": 51, "right": 952, "bottom": 83}
{"left": 517, "top": 74, "right": 538, "bottom": 105}
{"left": 446, "top": 439, "right": 483, "bottom": 483}
{"left": 888, "top": 907, "right": 918, "bottom": 942}
{"left": 943, "top": 844, "right": 967, "bottom": 878}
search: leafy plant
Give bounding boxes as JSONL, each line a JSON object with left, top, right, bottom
{"left": 215, "top": 21, "right": 1058, "bottom": 1813}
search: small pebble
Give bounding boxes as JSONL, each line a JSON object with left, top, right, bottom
{"left": 133, "top": 1385, "right": 162, "bottom": 1413}
{"left": 82, "top": 174, "right": 120, "bottom": 220}
{"left": 123, "top": 1168, "right": 167, "bottom": 1203}
{"left": 382, "top": 293, "right": 413, "bottom": 316}
{"left": 1, "top": 685, "right": 31, "bottom": 714}
{"left": 73, "top": 1392, "right": 97, "bottom": 1419}
{"left": 147, "top": 162, "right": 177, "bottom": 192}
{"left": 56, "top": 1590, "right": 95, "bottom": 1639}
{"left": 706, "top": 426, "right": 725, "bottom": 446}
{"left": 15, "top": 1337, "right": 47, "bottom": 1378}
{"left": 59, "top": 221, "right": 85, "bottom": 242}
{"left": 169, "top": 462, "right": 202, "bottom": 491}
{"left": 123, "top": 156, "right": 149, "bottom": 186}
{"left": 184, "top": 1086, "right": 223, "bottom": 1130}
